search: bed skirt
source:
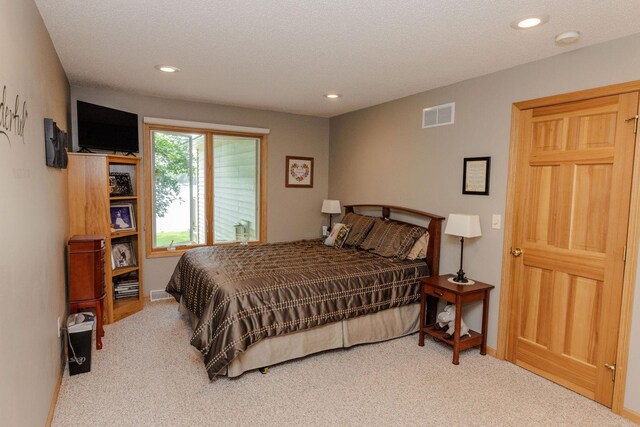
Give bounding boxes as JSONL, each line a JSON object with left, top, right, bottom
{"left": 179, "top": 298, "right": 420, "bottom": 378}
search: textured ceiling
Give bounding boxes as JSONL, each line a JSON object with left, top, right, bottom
{"left": 35, "top": 0, "right": 640, "bottom": 117}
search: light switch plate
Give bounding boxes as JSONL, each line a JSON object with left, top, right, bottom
{"left": 492, "top": 214, "right": 501, "bottom": 229}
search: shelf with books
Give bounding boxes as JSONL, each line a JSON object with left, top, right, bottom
{"left": 114, "top": 290, "right": 139, "bottom": 299}
{"left": 114, "top": 276, "right": 139, "bottom": 300}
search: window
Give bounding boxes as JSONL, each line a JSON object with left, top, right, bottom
{"left": 144, "top": 124, "right": 266, "bottom": 256}
{"left": 213, "top": 135, "right": 260, "bottom": 243}
{"left": 150, "top": 130, "right": 206, "bottom": 248}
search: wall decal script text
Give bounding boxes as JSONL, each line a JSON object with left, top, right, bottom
{"left": 0, "top": 85, "right": 28, "bottom": 145}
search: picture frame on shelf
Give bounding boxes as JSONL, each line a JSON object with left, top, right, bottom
{"left": 111, "top": 240, "right": 137, "bottom": 269}
{"left": 109, "top": 171, "right": 133, "bottom": 196}
{"left": 285, "top": 156, "right": 314, "bottom": 188}
{"left": 110, "top": 203, "right": 136, "bottom": 232}
{"left": 462, "top": 156, "right": 491, "bottom": 196}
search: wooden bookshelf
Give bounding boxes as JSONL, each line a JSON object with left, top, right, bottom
{"left": 112, "top": 265, "right": 139, "bottom": 277}
{"left": 111, "top": 230, "right": 138, "bottom": 239}
{"left": 110, "top": 195, "right": 137, "bottom": 201}
{"left": 68, "top": 153, "right": 143, "bottom": 324}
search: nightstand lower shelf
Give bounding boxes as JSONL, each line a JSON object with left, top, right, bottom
{"left": 422, "top": 325, "right": 483, "bottom": 351}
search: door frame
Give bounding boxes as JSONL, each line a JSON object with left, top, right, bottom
{"left": 496, "top": 80, "right": 640, "bottom": 414}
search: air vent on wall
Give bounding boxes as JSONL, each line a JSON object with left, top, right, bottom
{"left": 422, "top": 102, "right": 455, "bottom": 128}
{"left": 150, "top": 290, "right": 173, "bottom": 302}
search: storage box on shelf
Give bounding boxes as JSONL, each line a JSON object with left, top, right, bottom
{"left": 68, "top": 153, "right": 143, "bottom": 324}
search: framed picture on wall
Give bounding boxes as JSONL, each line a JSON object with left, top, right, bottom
{"left": 463, "top": 157, "right": 491, "bottom": 195}
{"left": 285, "top": 156, "right": 314, "bottom": 188}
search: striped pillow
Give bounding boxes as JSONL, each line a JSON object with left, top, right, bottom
{"left": 360, "top": 220, "right": 426, "bottom": 260}
{"left": 341, "top": 212, "right": 376, "bottom": 247}
{"left": 358, "top": 218, "right": 387, "bottom": 251}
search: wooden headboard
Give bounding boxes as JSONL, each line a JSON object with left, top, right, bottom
{"left": 343, "top": 204, "right": 445, "bottom": 276}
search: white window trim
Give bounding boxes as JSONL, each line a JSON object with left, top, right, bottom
{"left": 144, "top": 117, "right": 270, "bottom": 135}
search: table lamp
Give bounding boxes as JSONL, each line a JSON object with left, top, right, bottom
{"left": 444, "top": 213, "right": 482, "bottom": 284}
{"left": 321, "top": 200, "right": 342, "bottom": 232}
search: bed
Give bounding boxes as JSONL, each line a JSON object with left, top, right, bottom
{"left": 167, "top": 204, "right": 444, "bottom": 379}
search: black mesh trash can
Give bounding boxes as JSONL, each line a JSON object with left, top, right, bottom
{"left": 67, "top": 312, "right": 94, "bottom": 375}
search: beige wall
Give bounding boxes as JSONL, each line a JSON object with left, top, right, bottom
{"left": 329, "top": 33, "right": 640, "bottom": 412}
{"left": 0, "top": 0, "right": 70, "bottom": 425}
{"left": 70, "top": 86, "right": 330, "bottom": 293}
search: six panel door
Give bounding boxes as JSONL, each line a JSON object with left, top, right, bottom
{"left": 507, "top": 92, "right": 639, "bottom": 407}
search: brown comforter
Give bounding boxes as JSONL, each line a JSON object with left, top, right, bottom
{"left": 166, "top": 240, "right": 429, "bottom": 379}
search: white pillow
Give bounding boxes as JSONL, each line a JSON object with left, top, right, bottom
{"left": 406, "top": 232, "right": 430, "bottom": 260}
{"left": 324, "top": 223, "right": 346, "bottom": 246}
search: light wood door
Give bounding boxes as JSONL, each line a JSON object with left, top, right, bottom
{"left": 507, "top": 92, "right": 639, "bottom": 406}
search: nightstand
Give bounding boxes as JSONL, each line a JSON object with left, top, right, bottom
{"left": 418, "top": 274, "right": 494, "bottom": 364}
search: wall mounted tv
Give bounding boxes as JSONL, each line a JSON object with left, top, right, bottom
{"left": 77, "top": 101, "right": 139, "bottom": 154}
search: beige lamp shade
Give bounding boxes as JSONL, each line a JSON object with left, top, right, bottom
{"left": 321, "top": 200, "right": 342, "bottom": 214}
{"left": 444, "top": 214, "right": 482, "bottom": 238}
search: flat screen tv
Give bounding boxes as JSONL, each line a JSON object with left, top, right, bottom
{"left": 77, "top": 101, "right": 139, "bottom": 153}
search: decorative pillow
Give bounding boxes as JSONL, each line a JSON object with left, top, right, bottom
{"left": 341, "top": 212, "right": 376, "bottom": 247}
{"left": 324, "top": 222, "right": 351, "bottom": 246}
{"left": 374, "top": 223, "right": 425, "bottom": 260}
{"left": 324, "top": 223, "right": 346, "bottom": 246}
{"left": 360, "top": 220, "right": 425, "bottom": 260}
{"left": 333, "top": 224, "right": 351, "bottom": 249}
{"left": 358, "top": 218, "right": 388, "bottom": 251}
{"left": 406, "top": 232, "right": 430, "bottom": 260}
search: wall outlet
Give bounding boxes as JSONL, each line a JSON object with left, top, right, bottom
{"left": 492, "top": 214, "right": 502, "bottom": 229}
{"left": 57, "top": 316, "right": 61, "bottom": 338}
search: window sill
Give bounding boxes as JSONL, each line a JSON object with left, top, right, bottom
{"left": 146, "top": 249, "right": 190, "bottom": 258}
{"left": 146, "top": 241, "right": 264, "bottom": 259}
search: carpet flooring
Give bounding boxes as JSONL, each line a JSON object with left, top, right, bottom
{"left": 53, "top": 300, "right": 632, "bottom": 426}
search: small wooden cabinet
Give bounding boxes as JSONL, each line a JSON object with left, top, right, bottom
{"left": 67, "top": 153, "right": 143, "bottom": 325}
{"left": 418, "top": 274, "right": 494, "bottom": 364}
{"left": 68, "top": 234, "right": 106, "bottom": 349}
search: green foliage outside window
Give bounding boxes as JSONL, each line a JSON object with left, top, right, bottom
{"left": 153, "top": 132, "right": 190, "bottom": 217}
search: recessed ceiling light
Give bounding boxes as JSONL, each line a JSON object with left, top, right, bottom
{"left": 324, "top": 93, "right": 341, "bottom": 99}
{"left": 555, "top": 31, "right": 581, "bottom": 46}
{"left": 510, "top": 15, "right": 549, "bottom": 30}
{"left": 155, "top": 65, "right": 180, "bottom": 73}
{"left": 518, "top": 18, "right": 541, "bottom": 28}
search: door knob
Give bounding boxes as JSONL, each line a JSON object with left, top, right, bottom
{"left": 511, "top": 247, "right": 523, "bottom": 257}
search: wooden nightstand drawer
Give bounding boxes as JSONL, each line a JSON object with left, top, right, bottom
{"left": 422, "top": 283, "right": 456, "bottom": 303}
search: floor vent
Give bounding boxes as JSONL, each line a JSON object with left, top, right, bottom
{"left": 150, "top": 290, "right": 172, "bottom": 302}
{"left": 422, "top": 102, "right": 455, "bottom": 128}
